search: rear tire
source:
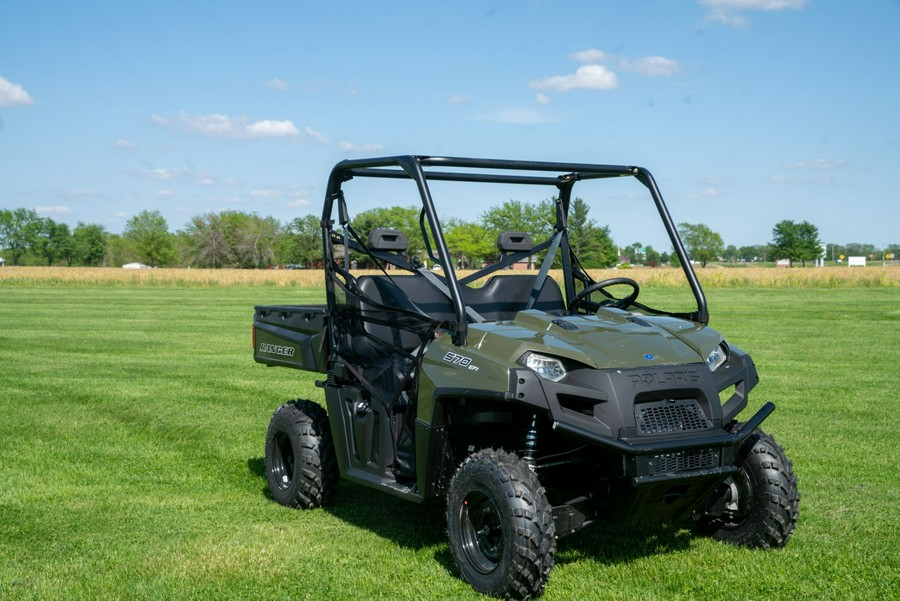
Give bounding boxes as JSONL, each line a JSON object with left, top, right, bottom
{"left": 446, "top": 449, "right": 555, "bottom": 600}
{"left": 265, "top": 400, "right": 338, "bottom": 509}
{"left": 695, "top": 427, "right": 799, "bottom": 548}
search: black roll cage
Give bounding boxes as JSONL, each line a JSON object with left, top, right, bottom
{"left": 321, "top": 155, "right": 709, "bottom": 347}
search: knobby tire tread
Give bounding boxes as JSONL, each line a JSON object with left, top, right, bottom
{"left": 265, "top": 399, "right": 339, "bottom": 509}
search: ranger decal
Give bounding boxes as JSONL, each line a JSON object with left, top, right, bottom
{"left": 259, "top": 342, "right": 296, "bottom": 357}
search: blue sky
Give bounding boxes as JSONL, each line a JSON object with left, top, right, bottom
{"left": 1, "top": 0, "right": 898, "bottom": 249}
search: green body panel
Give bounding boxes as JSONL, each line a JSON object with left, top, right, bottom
{"left": 416, "top": 308, "right": 724, "bottom": 428}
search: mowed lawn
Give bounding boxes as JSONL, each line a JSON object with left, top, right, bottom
{"left": 0, "top": 282, "right": 897, "bottom": 600}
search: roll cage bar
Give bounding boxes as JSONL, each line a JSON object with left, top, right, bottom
{"left": 321, "top": 155, "right": 709, "bottom": 347}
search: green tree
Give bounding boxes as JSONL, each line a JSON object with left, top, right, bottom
{"left": 677, "top": 223, "right": 724, "bottom": 268}
{"left": 568, "top": 198, "right": 618, "bottom": 268}
{"left": 643, "top": 245, "right": 662, "bottom": 267}
{"left": 280, "top": 214, "right": 322, "bottom": 268}
{"left": 0, "top": 209, "right": 10, "bottom": 255}
{"left": 480, "top": 199, "right": 555, "bottom": 242}
{"left": 73, "top": 223, "right": 108, "bottom": 266}
{"left": 737, "top": 245, "right": 759, "bottom": 262}
{"left": 669, "top": 251, "right": 682, "bottom": 268}
{"left": 34, "top": 218, "right": 74, "bottom": 266}
{"left": 105, "top": 233, "right": 136, "bottom": 267}
{"left": 479, "top": 199, "right": 555, "bottom": 268}
{"left": 124, "top": 210, "right": 177, "bottom": 267}
{"left": 183, "top": 212, "right": 233, "bottom": 268}
{"left": 0, "top": 208, "right": 41, "bottom": 265}
{"left": 843, "top": 242, "right": 877, "bottom": 258}
{"left": 771, "top": 220, "right": 822, "bottom": 266}
{"left": 181, "top": 211, "right": 282, "bottom": 269}
{"left": 625, "top": 242, "right": 644, "bottom": 265}
{"left": 350, "top": 206, "right": 423, "bottom": 265}
{"left": 444, "top": 219, "right": 494, "bottom": 269}
{"left": 225, "top": 212, "right": 281, "bottom": 268}
{"left": 722, "top": 245, "right": 738, "bottom": 262}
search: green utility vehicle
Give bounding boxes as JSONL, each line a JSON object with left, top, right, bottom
{"left": 253, "top": 156, "right": 798, "bottom": 599}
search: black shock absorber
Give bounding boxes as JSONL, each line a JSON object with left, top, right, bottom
{"left": 521, "top": 413, "right": 539, "bottom": 470}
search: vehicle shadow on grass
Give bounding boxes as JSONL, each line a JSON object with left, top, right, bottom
{"left": 248, "top": 456, "right": 457, "bottom": 573}
{"left": 247, "top": 457, "right": 448, "bottom": 542}
{"left": 553, "top": 520, "right": 695, "bottom": 567}
{"left": 248, "top": 457, "right": 694, "bottom": 572}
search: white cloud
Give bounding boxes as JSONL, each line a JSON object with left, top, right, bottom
{"left": 250, "top": 189, "right": 285, "bottom": 199}
{"left": 153, "top": 112, "right": 300, "bottom": 140}
{"left": 687, "top": 188, "right": 726, "bottom": 200}
{"left": 115, "top": 138, "right": 136, "bottom": 150}
{"left": 140, "top": 167, "right": 191, "bottom": 181}
{"left": 571, "top": 49, "right": 609, "bottom": 64}
{"left": 449, "top": 94, "right": 473, "bottom": 104}
{"left": 34, "top": 205, "right": 73, "bottom": 216}
{"left": 783, "top": 159, "right": 846, "bottom": 170}
{"left": 535, "top": 93, "right": 550, "bottom": 105}
{"left": 337, "top": 141, "right": 385, "bottom": 153}
{"left": 700, "top": 0, "right": 807, "bottom": 27}
{"left": 477, "top": 108, "right": 553, "bottom": 125}
{"left": 264, "top": 78, "right": 288, "bottom": 90}
{"left": 246, "top": 119, "right": 300, "bottom": 138}
{"left": 702, "top": 0, "right": 807, "bottom": 9}
{"left": 287, "top": 198, "right": 311, "bottom": 208}
{"left": 619, "top": 56, "right": 681, "bottom": 77}
{"left": 194, "top": 175, "right": 216, "bottom": 186}
{"left": 0, "top": 76, "right": 34, "bottom": 107}
{"left": 771, "top": 175, "right": 835, "bottom": 185}
{"left": 155, "top": 190, "right": 174, "bottom": 199}
{"left": 529, "top": 64, "right": 619, "bottom": 92}
{"left": 305, "top": 126, "right": 330, "bottom": 144}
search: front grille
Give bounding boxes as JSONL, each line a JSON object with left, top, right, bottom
{"left": 651, "top": 448, "right": 720, "bottom": 474}
{"left": 635, "top": 399, "right": 712, "bottom": 435}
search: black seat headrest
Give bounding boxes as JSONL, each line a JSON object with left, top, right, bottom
{"left": 368, "top": 228, "right": 408, "bottom": 252}
{"left": 497, "top": 231, "right": 532, "bottom": 253}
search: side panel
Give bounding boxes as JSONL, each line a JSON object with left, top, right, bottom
{"left": 324, "top": 382, "right": 425, "bottom": 503}
{"left": 253, "top": 305, "right": 327, "bottom": 371}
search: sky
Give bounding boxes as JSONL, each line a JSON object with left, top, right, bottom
{"left": 1, "top": 0, "right": 898, "bottom": 250}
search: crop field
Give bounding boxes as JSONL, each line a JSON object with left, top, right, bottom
{"left": 1, "top": 267, "right": 898, "bottom": 600}
{"left": 1, "top": 265, "right": 899, "bottom": 289}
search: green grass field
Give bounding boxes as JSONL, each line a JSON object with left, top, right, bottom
{"left": 1, "top": 283, "right": 898, "bottom": 600}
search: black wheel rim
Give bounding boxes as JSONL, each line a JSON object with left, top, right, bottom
{"left": 271, "top": 431, "right": 295, "bottom": 490}
{"left": 717, "top": 471, "right": 753, "bottom": 529}
{"left": 459, "top": 489, "right": 504, "bottom": 574}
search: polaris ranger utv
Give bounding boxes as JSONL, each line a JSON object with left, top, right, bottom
{"left": 252, "top": 156, "right": 799, "bottom": 599}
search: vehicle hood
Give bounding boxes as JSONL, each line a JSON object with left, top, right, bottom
{"left": 467, "top": 309, "right": 723, "bottom": 370}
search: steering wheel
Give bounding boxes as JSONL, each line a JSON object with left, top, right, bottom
{"left": 567, "top": 277, "right": 640, "bottom": 313}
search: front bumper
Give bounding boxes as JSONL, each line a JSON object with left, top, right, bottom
{"left": 507, "top": 351, "right": 767, "bottom": 485}
{"left": 554, "top": 401, "right": 772, "bottom": 485}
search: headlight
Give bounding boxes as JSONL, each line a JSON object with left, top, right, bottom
{"left": 706, "top": 343, "right": 728, "bottom": 372}
{"left": 523, "top": 352, "right": 567, "bottom": 382}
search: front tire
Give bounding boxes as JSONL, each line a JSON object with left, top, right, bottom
{"left": 264, "top": 400, "right": 338, "bottom": 509}
{"left": 446, "top": 449, "right": 555, "bottom": 600}
{"left": 695, "top": 427, "right": 799, "bottom": 548}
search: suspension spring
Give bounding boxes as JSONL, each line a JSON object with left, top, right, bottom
{"left": 521, "top": 413, "right": 539, "bottom": 469}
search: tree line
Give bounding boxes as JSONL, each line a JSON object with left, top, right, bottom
{"left": 1, "top": 205, "right": 895, "bottom": 269}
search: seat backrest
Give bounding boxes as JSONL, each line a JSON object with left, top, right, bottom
{"left": 356, "top": 275, "right": 454, "bottom": 351}
{"left": 355, "top": 273, "right": 565, "bottom": 349}
{"left": 464, "top": 275, "right": 564, "bottom": 321}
